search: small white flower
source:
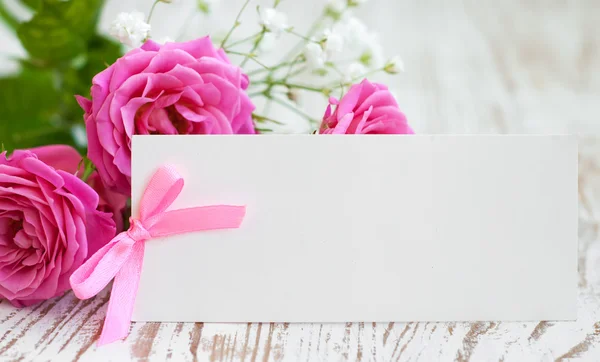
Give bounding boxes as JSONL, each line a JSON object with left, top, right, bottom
{"left": 259, "top": 8, "right": 288, "bottom": 33}
{"left": 335, "top": 15, "right": 368, "bottom": 46}
{"left": 322, "top": 28, "right": 344, "bottom": 56}
{"left": 384, "top": 55, "right": 404, "bottom": 73}
{"left": 333, "top": 14, "right": 383, "bottom": 68}
{"left": 109, "top": 11, "right": 151, "bottom": 47}
{"left": 343, "top": 62, "right": 366, "bottom": 82}
{"left": 259, "top": 32, "right": 278, "bottom": 53}
{"left": 326, "top": 0, "right": 346, "bottom": 13}
{"left": 303, "top": 42, "right": 326, "bottom": 70}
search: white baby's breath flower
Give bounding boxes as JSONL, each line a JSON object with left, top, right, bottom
{"left": 109, "top": 11, "right": 151, "bottom": 47}
{"left": 303, "top": 42, "right": 326, "bottom": 70}
{"left": 259, "top": 32, "right": 278, "bottom": 53}
{"left": 322, "top": 28, "right": 344, "bottom": 56}
{"left": 333, "top": 14, "right": 384, "bottom": 68}
{"left": 384, "top": 55, "right": 404, "bottom": 73}
{"left": 334, "top": 15, "right": 368, "bottom": 47}
{"left": 343, "top": 62, "right": 366, "bottom": 82}
{"left": 259, "top": 8, "right": 289, "bottom": 33}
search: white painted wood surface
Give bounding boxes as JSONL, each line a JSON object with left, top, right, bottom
{"left": 1, "top": 0, "right": 600, "bottom": 360}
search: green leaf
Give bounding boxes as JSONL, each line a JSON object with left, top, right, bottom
{"left": 0, "top": 69, "right": 71, "bottom": 151}
{"left": 83, "top": 35, "right": 123, "bottom": 82}
{"left": 1, "top": 124, "right": 74, "bottom": 151}
{"left": 17, "top": 14, "right": 86, "bottom": 62}
{"left": 60, "top": 35, "right": 122, "bottom": 122}
{"left": 0, "top": 69, "right": 58, "bottom": 119}
{"left": 57, "top": 0, "right": 104, "bottom": 39}
{"left": 16, "top": 0, "right": 105, "bottom": 63}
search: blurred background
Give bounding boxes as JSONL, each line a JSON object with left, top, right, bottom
{"left": 0, "top": 0, "right": 599, "bottom": 152}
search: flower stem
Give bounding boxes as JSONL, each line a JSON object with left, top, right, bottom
{"left": 269, "top": 96, "right": 319, "bottom": 125}
{"left": 280, "top": 10, "right": 326, "bottom": 62}
{"left": 282, "top": 54, "right": 305, "bottom": 80}
{"left": 255, "top": 127, "right": 274, "bottom": 133}
{"left": 253, "top": 80, "right": 325, "bottom": 94}
{"left": 285, "top": 28, "right": 316, "bottom": 43}
{"left": 224, "top": 32, "right": 262, "bottom": 49}
{"left": 278, "top": 81, "right": 323, "bottom": 93}
{"left": 227, "top": 50, "right": 270, "bottom": 70}
{"left": 240, "top": 29, "right": 266, "bottom": 68}
{"left": 147, "top": 0, "right": 161, "bottom": 23}
{"left": 247, "top": 58, "right": 303, "bottom": 77}
{"left": 286, "top": 65, "right": 307, "bottom": 80}
{"left": 82, "top": 164, "right": 95, "bottom": 183}
{"left": 220, "top": 0, "right": 251, "bottom": 48}
{"left": 252, "top": 113, "right": 284, "bottom": 125}
{"left": 328, "top": 67, "right": 384, "bottom": 89}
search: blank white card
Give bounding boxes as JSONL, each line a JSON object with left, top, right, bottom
{"left": 131, "top": 135, "right": 577, "bottom": 322}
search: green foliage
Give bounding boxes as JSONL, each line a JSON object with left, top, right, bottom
{"left": 17, "top": 0, "right": 104, "bottom": 64}
{"left": 0, "top": 69, "right": 71, "bottom": 150}
{"left": 20, "top": 0, "right": 42, "bottom": 10}
{"left": 0, "top": 0, "right": 122, "bottom": 152}
{"left": 18, "top": 14, "right": 86, "bottom": 62}
{"left": 61, "top": 35, "right": 122, "bottom": 120}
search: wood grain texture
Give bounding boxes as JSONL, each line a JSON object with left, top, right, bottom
{"left": 2, "top": 0, "right": 600, "bottom": 360}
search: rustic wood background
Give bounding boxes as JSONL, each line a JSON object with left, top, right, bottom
{"left": 1, "top": 0, "right": 600, "bottom": 360}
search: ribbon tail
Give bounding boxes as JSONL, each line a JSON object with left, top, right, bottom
{"left": 149, "top": 205, "right": 247, "bottom": 237}
{"left": 97, "top": 241, "right": 145, "bottom": 346}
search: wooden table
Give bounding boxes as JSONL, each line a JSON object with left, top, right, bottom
{"left": 1, "top": 0, "right": 600, "bottom": 360}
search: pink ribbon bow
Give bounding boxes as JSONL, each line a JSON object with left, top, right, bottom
{"left": 70, "top": 165, "right": 246, "bottom": 346}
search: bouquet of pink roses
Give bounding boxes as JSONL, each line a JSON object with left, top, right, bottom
{"left": 0, "top": 0, "right": 412, "bottom": 307}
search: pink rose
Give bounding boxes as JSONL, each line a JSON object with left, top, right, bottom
{"left": 319, "top": 79, "right": 413, "bottom": 134}
{"left": 30, "top": 145, "right": 128, "bottom": 233}
{"left": 76, "top": 36, "right": 256, "bottom": 195}
{"left": 0, "top": 147, "right": 116, "bottom": 307}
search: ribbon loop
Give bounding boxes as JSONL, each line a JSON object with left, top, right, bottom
{"left": 139, "top": 165, "right": 184, "bottom": 220}
{"left": 69, "top": 165, "right": 246, "bottom": 346}
{"left": 70, "top": 233, "right": 137, "bottom": 300}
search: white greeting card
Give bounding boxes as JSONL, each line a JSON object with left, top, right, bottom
{"left": 131, "top": 135, "right": 577, "bottom": 322}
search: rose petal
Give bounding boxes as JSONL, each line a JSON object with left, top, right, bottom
{"left": 28, "top": 145, "right": 83, "bottom": 175}
{"left": 161, "top": 36, "right": 219, "bottom": 59}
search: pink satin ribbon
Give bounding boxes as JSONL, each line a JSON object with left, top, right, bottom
{"left": 69, "top": 165, "right": 246, "bottom": 346}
